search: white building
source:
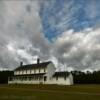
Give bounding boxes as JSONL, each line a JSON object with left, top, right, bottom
{"left": 8, "top": 59, "right": 73, "bottom": 85}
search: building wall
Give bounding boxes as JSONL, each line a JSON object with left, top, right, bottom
{"left": 51, "top": 74, "right": 73, "bottom": 85}
{"left": 14, "top": 71, "right": 17, "bottom": 75}
{"left": 46, "top": 62, "right": 55, "bottom": 79}
{"left": 44, "top": 62, "right": 56, "bottom": 84}
{"left": 68, "top": 74, "right": 74, "bottom": 85}
{"left": 23, "top": 70, "right": 27, "bottom": 74}
{"left": 20, "top": 71, "right": 23, "bottom": 75}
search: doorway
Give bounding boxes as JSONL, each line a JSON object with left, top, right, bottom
{"left": 44, "top": 76, "right": 47, "bottom": 82}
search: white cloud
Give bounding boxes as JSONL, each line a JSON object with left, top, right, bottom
{"left": 0, "top": 0, "right": 100, "bottom": 71}
{"left": 52, "top": 28, "right": 100, "bottom": 70}
{"left": 0, "top": 0, "right": 45, "bottom": 69}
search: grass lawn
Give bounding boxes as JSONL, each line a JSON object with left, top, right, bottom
{"left": 0, "top": 84, "right": 100, "bottom": 100}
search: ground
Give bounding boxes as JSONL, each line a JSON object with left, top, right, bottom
{"left": 0, "top": 84, "right": 100, "bottom": 100}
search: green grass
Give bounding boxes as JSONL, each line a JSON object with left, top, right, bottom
{"left": 0, "top": 84, "right": 100, "bottom": 100}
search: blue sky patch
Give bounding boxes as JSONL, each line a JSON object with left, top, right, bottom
{"left": 39, "top": 0, "right": 100, "bottom": 41}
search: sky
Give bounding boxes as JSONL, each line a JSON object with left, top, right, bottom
{"left": 0, "top": 0, "right": 100, "bottom": 71}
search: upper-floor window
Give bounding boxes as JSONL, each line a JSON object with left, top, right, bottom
{"left": 26, "top": 70, "right": 27, "bottom": 74}
{"left": 34, "top": 69, "right": 36, "bottom": 73}
{"left": 19, "top": 71, "right": 21, "bottom": 74}
{"left": 30, "top": 70, "right": 31, "bottom": 74}
{"left": 44, "top": 68, "right": 46, "bottom": 73}
{"left": 16, "top": 71, "right": 18, "bottom": 74}
{"left": 39, "top": 69, "right": 40, "bottom": 73}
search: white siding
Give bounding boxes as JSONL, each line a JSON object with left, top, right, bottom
{"left": 35, "top": 69, "right": 39, "bottom": 73}
{"left": 14, "top": 71, "right": 17, "bottom": 75}
{"left": 40, "top": 68, "right": 47, "bottom": 73}
{"left": 31, "top": 69, "right": 35, "bottom": 74}
{"left": 16, "top": 71, "right": 20, "bottom": 75}
{"left": 19, "top": 71, "right": 23, "bottom": 75}
{"left": 52, "top": 74, "right": 73, "bottom": 85}
{"left": 27, "top": 70, "right": 31, "bottom": 74}
{"left": 23, "top": 70, "right": 27, "bottom": 74}
{"left": 46, "top": 62, "right": 55, "bottom": 79}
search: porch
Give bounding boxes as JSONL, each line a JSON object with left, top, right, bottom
{"left": 8, "top": 74, "right": 47, "bottom": 84}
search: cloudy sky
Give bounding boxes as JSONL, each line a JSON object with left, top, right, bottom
{"left": 0, "top": 0, "right": 100, "bottom": 71}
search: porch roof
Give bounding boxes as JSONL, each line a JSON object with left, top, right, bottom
{"left": 14, "top": 73, "right": 46, "bottom": 77}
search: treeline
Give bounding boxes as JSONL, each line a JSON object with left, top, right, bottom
{"left": 72, "top": 71, "right": 100, "bottom": 84}
{"left": 0, "top": 71, "right": 14, "bottom": 84}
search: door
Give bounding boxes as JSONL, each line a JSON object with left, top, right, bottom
{"left": 44, "top": 76, "right": 47, "bottom": 82}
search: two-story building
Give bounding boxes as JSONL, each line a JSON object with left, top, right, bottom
{"left": 8, "top": 59, "right": 73, "bottom": 85}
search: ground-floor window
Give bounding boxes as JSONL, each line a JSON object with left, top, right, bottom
{"left": 10, "top": 75, "right": 45, "bottom": 82}
{"left": 56, "top": 77, "right": 58, "bottom": 81}
{"left": 64, "top": 76, "right": 66, "bottom": 80}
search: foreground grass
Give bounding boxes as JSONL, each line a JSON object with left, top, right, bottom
{"left": 0, "top": 84, "right": 100, "bottom": 100}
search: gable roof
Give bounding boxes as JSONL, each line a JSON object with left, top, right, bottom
{"left": 14, "top": 61, "right": 51, "bottom": 71}
{"left": 53, "top": 71, "right": 70, "bottom": 77}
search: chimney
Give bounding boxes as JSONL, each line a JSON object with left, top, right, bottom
{"left": 20, "top": 62, "right": 23, "bottom": 67}
{"left": 37, "top": 58, "right": 40, "bottom": 64}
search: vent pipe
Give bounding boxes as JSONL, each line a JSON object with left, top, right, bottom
{"left": 37, "top": 58, "right": 40, "bottom": 64}
{"left": 20, "top": 62, "right": 23, "bottom": 67}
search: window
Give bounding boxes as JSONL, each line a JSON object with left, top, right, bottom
{"left": 26, "top": 70, "right": 27, "bottom": 74}
{"left": 56, "top": 77, "right": 58, "bottom": 81}
{"left": 23, "top": 77, "right": 25, "bottom": 81}
{"left": 64, "top": 76, "right": 66, "bottom": 80}
{"left": 21, "top": 77, "right": 23, "bottom": 81}
{"left": 44, "top": 68, "right": 46, "bottom": 73}
{"left": 29, "top": 77, "right": 31, "bottom": 81}
{"left": 39, "top": 68, "right": 40, "bottom": 73}
{"left": 34, "top": 69, "right": 36, "bottom": 73}
{"left": 30, "top": 70, "right": 31, "bottom": 74}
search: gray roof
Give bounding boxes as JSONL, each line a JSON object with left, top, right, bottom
{"left": 15, "top": 61, "right": 51, "bottom": 71}
{"left": 53, "top": 71, "right": 70, "bottom": 77}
